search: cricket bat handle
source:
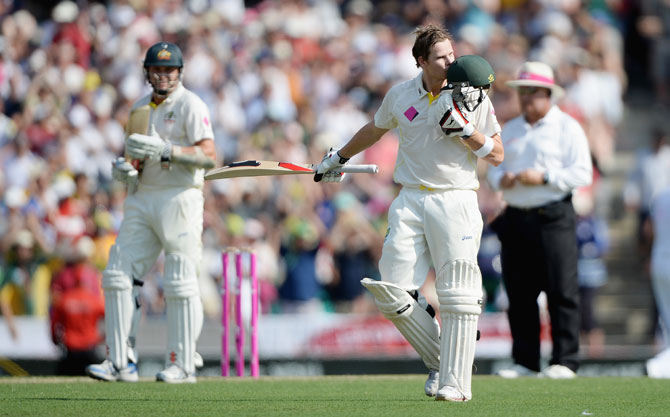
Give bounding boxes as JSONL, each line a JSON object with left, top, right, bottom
{"left": 334, "top": 164, "right": 379, "bottom": 174}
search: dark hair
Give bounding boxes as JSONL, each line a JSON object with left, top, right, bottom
{"left": 412, "top": 24, "right": 452, "bottom": 68}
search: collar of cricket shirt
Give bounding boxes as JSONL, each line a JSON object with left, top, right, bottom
{"left": 413, "top": 72, "right": 429, "bottom": 99}
{"left": 162, "top": 83, "right": 185, "bottom": 104}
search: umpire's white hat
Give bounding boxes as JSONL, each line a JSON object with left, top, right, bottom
{"left": 505, "top": 61, "right": 565, "bottom": 99}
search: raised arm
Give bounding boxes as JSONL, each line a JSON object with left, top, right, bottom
{"left": 461, "top": 131, "right": 503, "bottom": 167}
{"left": 314, "top": 122, "right": 389, "bottom": 182}
{"left": 338, "top": 122, "right": 390, "bottom": 159}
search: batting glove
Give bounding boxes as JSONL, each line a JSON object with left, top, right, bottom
{"left": 439, "top": 98, "right": 475, "bottom": 138}
{"left": 126, "top": 133, "right": 172, "bottom": 161}
{"left": 112, "top": 157, "right": 138, "bottom": 185}
{"left": 314, "top": 147, "right": 349, "bottom": 183}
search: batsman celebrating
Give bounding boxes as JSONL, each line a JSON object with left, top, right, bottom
{"left": 315, "top": 25, "right": 503, "bottom": 401}
{"left": 87, "top": 42, "right": 216, "bottom": 383}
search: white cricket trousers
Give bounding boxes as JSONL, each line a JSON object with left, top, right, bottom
{"left": 378, "top": 187, "right": 483, "bottom": 290}
{"left": 116, "top": 186, "right": 204, "bottom": 276}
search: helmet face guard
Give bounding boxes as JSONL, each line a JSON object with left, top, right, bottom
{"left": 445, "top": 55, "right": 495, "bottom": 112}
{"left": 450, "top": 85, "right": 489, "bottom": 112}
{"left": 143, "top": 42, "right": 183, "bottom": 97}
{"left": 145, "top": 68, "right": 182, "bottom": 97}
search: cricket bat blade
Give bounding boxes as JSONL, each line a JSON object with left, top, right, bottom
{"left": 205, "top": 160, "right": 378, "bottom": 180}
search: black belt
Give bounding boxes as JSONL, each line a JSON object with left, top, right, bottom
{"left": 507, "top": 193, "right": 572, "bottom": 214}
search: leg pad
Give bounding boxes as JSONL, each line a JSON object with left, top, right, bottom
{"left": 436, "top": 259, "right": 483, "bottom": 401}
{"left": 361, "top": 278, "right": 440, "bottom": 370}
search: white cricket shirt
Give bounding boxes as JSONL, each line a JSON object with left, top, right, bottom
{"left": 487, "top": 106, "right": 593, "bottom": 208}
{"left": 130, "top": 84, "right": 214, "bottom": 189}
{"left": 374, "top": 72, "right": 501, "bottom": 190}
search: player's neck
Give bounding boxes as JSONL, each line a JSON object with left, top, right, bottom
{"left": 152, "top": 94, "right": 167, "bottom": 105}
{"left": 422, "top": 75, "right": 447, "bottom": 96}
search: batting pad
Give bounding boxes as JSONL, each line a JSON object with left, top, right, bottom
{"left": 436, "top": 259, "right": 483, "bottom": 400}
{"left": 361, "top": 278, "right": 440, "bottom": 370}
{"left": 127, "top": 285, "right": 142, "bottom": 365}
{"left": 101, "top": 245, "right": 134, "bottom": 370}
{"left": 164, "top": 254, "right": 201, "bottom": 374}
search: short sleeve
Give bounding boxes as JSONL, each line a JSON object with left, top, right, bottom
{"left": 374, "top": 87, "right": 398, "bottom": 130}
{"left": 185, "top": 95, "right": 215, "bottom": 144}
{"left": 475, "top": 96, "right": 501, "bottom": 138}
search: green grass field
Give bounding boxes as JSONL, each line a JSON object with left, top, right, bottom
{"left": 1, "top": 375, "right": 668, "bottom": 416}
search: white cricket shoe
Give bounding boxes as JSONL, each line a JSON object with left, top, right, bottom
{"left": 435, "top": 385, "right": 468, "bottom": 402}
{"left": 156, "top": 364, "right": 196, "bottom": 384}
{"left": 194, "top": 352, "right": 204, "bottom": 368}
{"left": 497, "top": 364, "right": 538, "bottom": 379}
{"left": 647, "top": 348, "right": 670, "bottom": 378}
{"left": 86, "top": 359, "right": 139, "bottom": 382}
{"left": 540, "top": 364, "right": 576, "bottom": 379}
{"left": 424, "top": 370, "right": 439, "bottom": 397}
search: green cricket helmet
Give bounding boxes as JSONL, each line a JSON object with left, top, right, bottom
{"left": 445, "top": 55, "right": 495, "bottom": 111}
{"left": 143, "top": 42, "right": 183, "bottom": 97}
{"left": 143, "top": 42, "right": 183, "bottom": 68}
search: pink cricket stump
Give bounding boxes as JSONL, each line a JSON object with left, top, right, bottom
{"left": 221, "top": 252, "right": 230, "bottom": 377}
{"left": 235, "top": 252, "right": 245, "bottom": 377}
{"left": 250, "top": 252, "right": 259, "bottom": 378}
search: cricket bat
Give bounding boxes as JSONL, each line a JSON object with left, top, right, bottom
{"left": 124, "top": 105, "right": 151, "bottom": 192}
{"left": 204, "top": 160, "right": 379, "bottom": 180}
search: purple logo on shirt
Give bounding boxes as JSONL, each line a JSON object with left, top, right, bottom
{"left": 404, "top": 106, "right": 418, "bottom": 122}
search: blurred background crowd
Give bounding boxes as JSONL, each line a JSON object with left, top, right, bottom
{"left": 0, "top": 0, "right": 669, "bottom": 358}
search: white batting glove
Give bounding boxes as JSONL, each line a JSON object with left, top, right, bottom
{"left": 431, "top": 90, "right": 452, "bottom": 123}
{"left": 112, "top": 157, "right": 138, "bottom": 185}
{"left": 438, "top": 97, "right": 475, "bottom": 138}
{"left": 314, "top": 147, "right": 349, "bottom": 183}
{"left": 126, "top": 133, "right": 172, "bottom": 161}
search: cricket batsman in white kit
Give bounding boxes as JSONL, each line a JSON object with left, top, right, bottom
{"left": 314, "top": 25, "right": 503, "bottom": 401}
{"left": 87, "top": 42, "right": 216, "bottom": 383}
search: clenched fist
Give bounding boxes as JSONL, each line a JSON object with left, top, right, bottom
{"left": 314, "top": 147, "right": 349, "bottom": 183}
{"left": 438, "top": 98, "right": 474, "bottom": 138}
{"left": 112, "top": 157, "right": 138, "bottom": 185}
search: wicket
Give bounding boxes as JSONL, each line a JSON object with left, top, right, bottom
{"left": 221, "top": 248, "right": 259, "bottom": 378}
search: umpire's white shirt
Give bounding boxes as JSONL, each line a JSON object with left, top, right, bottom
{"left": 487, "top": 106, "right": 593, "bottom": 208}
{"left": 374, "top": 72, "right": 500, "bottom": 190}
{"left": 131, "top": 84, "right": 214, "bottom": 189}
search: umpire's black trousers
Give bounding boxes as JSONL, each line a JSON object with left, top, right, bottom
{"left": 492, "top": 194, "right": 580, "bottom": 372}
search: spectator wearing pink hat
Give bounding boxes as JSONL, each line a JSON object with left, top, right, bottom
{"left": 488, "top": 61, "right": 593, "bottom": 379}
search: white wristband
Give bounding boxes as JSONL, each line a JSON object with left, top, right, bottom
{"left": 473, "top": 135, "right": 494, "bottom": 158}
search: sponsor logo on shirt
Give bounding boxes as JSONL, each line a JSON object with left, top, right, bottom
{"left": 404, "top": 106, "right": 418, "bottom": 122}
{"left": 164, "top": 111, "right": 176, "bottom": 124}
{"left": 462, "top": 235, "right": 473, "bottom": 241}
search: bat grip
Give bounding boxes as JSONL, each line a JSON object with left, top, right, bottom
{"left": 336, "top": 164, "right": 379, "bottom": 174}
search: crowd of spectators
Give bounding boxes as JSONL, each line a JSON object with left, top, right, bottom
{"left": 0, "top": 0, "right": 664, "bottom": 347}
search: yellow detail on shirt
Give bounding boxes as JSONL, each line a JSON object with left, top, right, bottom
{"left": 427, "top": 92, "right": 440, "bottom": 105}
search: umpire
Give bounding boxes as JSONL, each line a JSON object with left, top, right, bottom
{"left": 487, "top": 62, "right": 593, "bottom": 379}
